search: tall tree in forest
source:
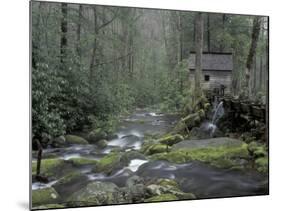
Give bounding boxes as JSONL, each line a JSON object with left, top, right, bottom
{"left": 194, "top": 12, "right": 204, "bottom": 97}
{"left": 60, "top": 3, "right": 68, "bottom": 67}
{"left": 207, "top": 14, "right": 211, "bottom": 52}
{"left": 245, "top": 16, "right": 261, "bottom": 96}
{"left": 76, "top": 5, "right": 83, "bottom": 70}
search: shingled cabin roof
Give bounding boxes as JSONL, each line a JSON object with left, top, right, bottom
{"left": 188, "top": 52, "right": 233, "bottom": 72}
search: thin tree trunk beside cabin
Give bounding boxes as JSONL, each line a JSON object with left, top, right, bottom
{"left": 246, "top": 17, "right": 261, "bottom": 96}
{"left": 194, "top": 13, "right": 204, "bottom": 97}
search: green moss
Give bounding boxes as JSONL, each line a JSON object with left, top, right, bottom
{"left": 32, "top": 159, "right": 65, "bottom": 177}
{"left": 182, "top": 113, "right": 201, "bottom": 128}
{"left": 151, "top": 143, "right": 249, "bottom": 169}
{"left": 32, "top": 187, "right": 60, "bottom": 206}
{"left": 96, "top": 152, "right": 121, "bottom": 173}
{"left": 255, "top": 156, "right": 268, "bottom": 173}
{"left": 145, "top": 194, "right": 178, "bottom": 202}
{"left": 65, "top": 135, "right": 89, "bottom": 145}
{"left": 97, "top": 139, "right": 108, "bottom": 148}
{"left": 69, "top": 157, "right": 97, "bottom": 166}
{"left": 158, "top": 134, "right": 184, "bottom": 146}
{"left": 157, "top": 179, "right": 179, "bottom": 189}
{"left": 178, "top": 193, "right": 196, "bottom": 200}
{"left": 144, "top": 144, "right": 170, "bottom": 155}
{"left": 248, "top": 141, "right": 267, "bottom": 158}
{"left": 56, "top": 172, "right": 83, "bottom": 185}
{"left": 197, "top": 109, "right": 205, "bottom": 118}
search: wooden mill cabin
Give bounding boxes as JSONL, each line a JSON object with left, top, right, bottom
{"left": 188, "top": 52, "right": 233, "bottom": 94}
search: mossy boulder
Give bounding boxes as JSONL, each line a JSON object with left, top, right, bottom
{"left": 120, "top": 151, "right": 146, "bottom": 164}
{"left": 97, "top": 139, "right": 108, "bottom": 148}
{"left": 68, "top": 157, "right": 98, "bottom": 166}
{"left": 255, "top": 156, "right": 268, "bottom": 173}
{"left": 53, "top": 172, "right": 88, "bottom": 198}
{"left": 145, "top": 178, "right": 195, "bottom": 200}
{"left": 51, "top": 136, "right": 66, "bottom": 148}
{"left": 88, "top": 128, "right": 107, "bottom": 143}
{"left": 67, "top": 181, "right": 129, "bottom": 206}
{"left": 65, "top": 135, "right": 89, "bottom": 145}
{"left": 145, "top": 194, "right": 178, "bottom": 202}
{"left": 158, "top": 134, "right": 184, "bottom": 146}
{"left": 95, "top": 152, "right": 122, "bottom": 174}
{"left": 32, "top": 158, "right": 69, "bottom": 178}
{"left": 152, "top": 138, "right": 249, "bottom": 169}
{"left": 144, "top": 144, "right": 170, "bottom": 155}
{"left": 248, "top": 141, "right": 267, "bottom": 158}
{"left": 32, "top": 187, "right": 60, "bottom": 206}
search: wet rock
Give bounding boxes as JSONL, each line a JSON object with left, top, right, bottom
{"left": 145, "top": 194, "right": 178, "bottom": 202}
{"left": 247, "top": 141, "right": 267, "bottom": 158}
{"left": 68, "top": 157, "right": 98, "bottom": 166}
{"left": 152, "top": 138, "right": 249, "bottom": 169}
{"left": 144, "top": 144, "right": 170, "bottom": 155}
{"left": 120, "top": 151, "right": 146, "bottom": 164}
{"left": 65, "top": 135, "right": 89, "bottom": 145}
{"left": 172, "top": 137, "right": 246, "bottom": 150}
{"left": 97, "top": 139, "right": 108, "bottom": 149}
{"left": 32, "top": 187, "right": 60, "bottom": 206}
{"left": 126, "top": 176, "right": 146, "bottom": 202}
{"left": 32, "top": 158, "right": 74, "bottom": 179}
{"left": 88, "top": 129, "right": 107, "bottom": 143}
{"left": 51, "top": 136, "right": 66, "bottom": 148}
{"left": 67, "top": 181, "right": 129, "bottom": 206}
{"left": 53, "top": 172, "right": 88, "bottom": 198}
{"left": 95, "top": 152, "right": 123, "bottom": 175}
{"left": 255, "top": 156, "right": 268, "bottom": 173}
{"left": 145, "top": 179, "right": 195, "bottom": 200}
{"left": 158, "top": 134, "right": 184, "bottom": 146}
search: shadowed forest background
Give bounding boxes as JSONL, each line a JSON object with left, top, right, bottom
{"left": 31, "top": 1, "right": 269, "bottom": 209}
{"left": 32, "top": 2, "right": 268, "bottom": 138}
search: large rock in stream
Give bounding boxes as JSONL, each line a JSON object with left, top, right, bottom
{"left": 67, "top": 181, "right": 131, "bottom": 206}
{"left": 172, "top": 137, "right": 245, "bottom": 150}
{"left": 32, "top": 187, "right": 60, "bottom": 206}
{"left": 151, "top": 137, "right": 249, "bottom": 169}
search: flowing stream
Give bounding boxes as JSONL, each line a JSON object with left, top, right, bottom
{"left": 32, "top": 108, "right": 268, "bottom": 199}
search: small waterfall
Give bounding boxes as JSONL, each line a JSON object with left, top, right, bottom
{"left": 201, "top": 99, "right": 224, "bottom": 137}
{"left": 212, "top": 101, "right": 224, "bottom": 124}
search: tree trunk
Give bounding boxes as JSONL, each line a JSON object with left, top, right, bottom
{"left": 76, "top": 5, "right": 83, "bottom": 70}
{"left": 207, "top": 14, "right": 211, "bottom": 52}
{"left": 245, "top": 17, "right": 261, "bottom": 97}
{"left": 60, "top": 3, "right": 68, "bottom": 67}
{"left": 89, "top": 7, "right": 98, "bottom": 85}
{"left": 194, "top": 13, "right": 204, "bottom": 97}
